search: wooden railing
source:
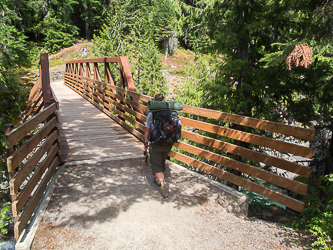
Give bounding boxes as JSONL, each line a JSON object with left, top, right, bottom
{"left": 22, "top": 78, "right": 43, "bottom": 122}
{"left": 64, "top": 56, "right": 315, "bottom": 213}
{"left": 4, "top": 54, "right": 61, "bottom": 240}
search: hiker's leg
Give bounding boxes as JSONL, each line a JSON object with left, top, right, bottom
{"left": 161, "top": 144, "right": 173, "bottom": 173}
{"left": 150, "top": 144, "right": 171, "bottom": 198}
{"left": 155, "top": 172, "right": 165, "bottom": 183}
{"left": 149, "top": 144, "right": 164, "bottom": 182}
{"left": 150, "top": 144, "right": 172, "bottom": 183}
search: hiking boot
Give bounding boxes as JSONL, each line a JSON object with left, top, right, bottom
{"left": 160, "top": 181, "right": 169, "bottom": 198}
{"left": 154, "top": 177, "right": 161, "bottom": 186}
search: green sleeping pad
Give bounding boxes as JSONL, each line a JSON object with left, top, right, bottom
{"left": 147, "top": 100, "right": 183, "bottom": 111}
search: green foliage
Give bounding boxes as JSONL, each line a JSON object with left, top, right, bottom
{"left": 91, "top": 0, "right": 132, "bottom": 58}
{"left": 26, "top": 42, "right": 43, "bottom": 67}
{"left": 92, "top": 0, "right": 167, "bottom": 97}
{"left": 292, "top": 174, "right": 333, "bottom": 249}
{"left": 185, "top": 0, "right": 297, "bottom": 117}
{"left": 151, "top": 0, "right": 182, "bottom": 53}
{"left": 43, "top": 18, "right": 78, "bottom": 53}
{"left": 0, "top": 66, "right": 29, "bottom": 174}
{"left": 0, "top": 1, "right": 30, "bottom": 176}
{"left": 176, "top": 54, "right": 217, "bottom": 107}
{"left": 308, "top": 209, "right": 333, "bottom": 249}
{"left": 77, "top": 0, "right": 109, "bottom": 40}
{"left": 180, "top": 0, "right": 333, "bottom": 124}
{"left": 132, "top": 41, "right": 167, "bottom": 97}
{"left": 128, "top": 5, "right": 167, "bottom": 96}
{"left": 0, "top": 1, "right": 31, "bottom": 69}
{"left": 0, "top": 202, "right": 12, "bottom": 236}
{"left": 42, "top": 0, "right": 79, "bottom": 53}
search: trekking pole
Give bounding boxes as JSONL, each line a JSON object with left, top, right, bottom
{"left": 144, "top": 141, "right": 149, "bottom": 165}
{"left": 144, "top": 149, "right": 149, "bottom": 165}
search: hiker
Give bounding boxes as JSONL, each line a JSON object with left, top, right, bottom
{"left": 143, "top": 94, "right": 173, "bottom": 198}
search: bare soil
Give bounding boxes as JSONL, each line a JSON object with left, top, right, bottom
{"left": 31, "top": 158, "right": 313, "bottom": 250}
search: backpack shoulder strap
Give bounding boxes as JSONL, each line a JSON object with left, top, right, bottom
{"left": 152, "top": 111, "right": 159, "bottom": 124}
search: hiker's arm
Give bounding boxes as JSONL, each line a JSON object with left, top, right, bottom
{"left": 143, "top": 127, "right": 150, "bottom": 150}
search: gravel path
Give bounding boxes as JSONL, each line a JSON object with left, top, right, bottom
{"left": 31, "top": 158, "right": 312, "bottom": 249}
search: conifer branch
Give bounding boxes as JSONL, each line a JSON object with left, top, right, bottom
{"left": 286, "top": 44, "right": 313, "bottom": 70}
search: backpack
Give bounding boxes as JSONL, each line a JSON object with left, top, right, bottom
{"left": 149, "top": 105, "right": 182, "bottom": 145}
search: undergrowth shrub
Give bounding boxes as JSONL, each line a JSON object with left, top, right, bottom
{"left": 292, "top": 174, "right": 333, "bottom": 249}
{"left": 0, "top": 201, "right": 12, "bottom": 237}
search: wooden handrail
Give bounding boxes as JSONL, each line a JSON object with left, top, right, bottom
{"left": 66, "top": 57, "right": 122, "bottom": 64}
{"left": 7, "top": 117, "right": 58, "bottom": 172}
{"left": 181, "top": 117, "right": 313, "bottom": 158}
{"left": 175, "top": 141, "right": 308, "bottom": 195}
{"left": 5, "top": 103, "right": 57, "bottom": 149}
{"left": 10, "top": 130, "right": 58, "bottom": 195}
{"left": 182, "top": 105, "right": 315, "bottom": 141}
{"left": 181, "top": 130, "right": 311, "bottom": 177}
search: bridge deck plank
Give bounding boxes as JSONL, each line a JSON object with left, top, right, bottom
{"left": 51, "top": 80, "right": 143, "bottom": 162}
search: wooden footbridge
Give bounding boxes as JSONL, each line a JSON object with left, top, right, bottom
{"left": 52, "top": 80, "right": 143, "bottom": 162}
{"left": 4, "top": 54, "right": 315, "bottom": 241}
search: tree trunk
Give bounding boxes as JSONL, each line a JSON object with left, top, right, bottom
{"left": 163, "top": 31, "right": 177, "bottom": 56}
{"left": 236, "top": 0, "right": 252, "bottom": 116}
{"left": 85, "top": 20, "right": 89, "bottom": 40}
{"left": 324, "top": 129, "right": 333, "bottom": 175}
{"left": 163, "top": 37, "right": 168, "bottom": 55}
{"left": 2, "top": 10, "right": 6, "bottom": 52}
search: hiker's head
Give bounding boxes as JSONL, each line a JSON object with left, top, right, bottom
{"left": 154, "top": 94, "right": 164, "bottom": 102}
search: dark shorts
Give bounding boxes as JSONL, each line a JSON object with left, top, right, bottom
{"left": 149, "top": 143, "right": 173, "bottom": 175}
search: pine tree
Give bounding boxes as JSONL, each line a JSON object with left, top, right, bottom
{"left": 126, "top": 1, "right": 167, "bottom": 96}
{"left": 151, "top": 0, "right": 182, "bottom": 56}
{"left": 92, "top": 0, "right": 167, "bottom": 97}
{"left": 132, "top": 40, "right": 167, "bottom": 97}
{"left": 91, "top": 0, "right": 132, "bottom": 57}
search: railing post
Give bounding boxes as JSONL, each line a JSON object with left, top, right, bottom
{"left": 40, "top": 54, "right": 52, "bottom": 108}
{"left": 232, "top": 111, "right": 245, "bottom": 191}
{"left": 4, "top": 124, "right": 15, "bottom": 182}
{"left": 105, "top": 62, "right": 109, "bottom": 85}
{"left": 75, "top": 63, "right": 79, "bottom": 89}
{"left": 5, "top": 123, "right": 19, "bottom": 228}
{"left": 94, "top": 63, "right": 101, "bottom": 81}
{"left": 85, "top": 63, "right": 92, "bottom": 100}
{"left": 120, "top": 67, "right": 125, "bottom": 89}
{"left": 119, "top": 56, "right": 143, "bottom": 118}
{"left": 86, "top": 63, "right": 91, "bottom": 78}
{"left": 80, "top": 63, "right": 85, "bottom": 77}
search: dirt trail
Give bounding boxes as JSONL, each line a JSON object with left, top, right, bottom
{"left": 30, "top": 158, "right": 312, "bottom": 250}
